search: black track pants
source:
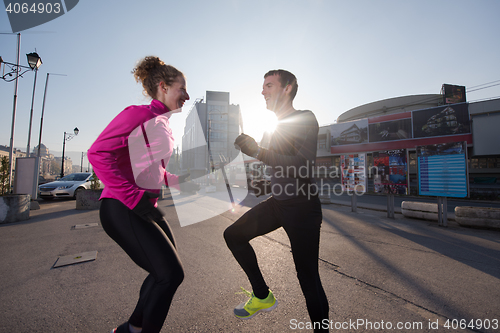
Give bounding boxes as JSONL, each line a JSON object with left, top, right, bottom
{"left": 100, "top": 198, "right": 184, "bottom": 333}
{"left": 224, "top": 195, "right": 329, "bottom": 331}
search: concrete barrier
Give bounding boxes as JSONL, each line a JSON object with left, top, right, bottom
{"left": 401, "top": 201, "right": 439, "bottom": 221}
{"left": 319, "top": 192, "right": 331, "bottom": 204}
{"left": 454, "top": 206, "right": 500, "bottom": 229}
{"left": 0, "top": 194, "right": 31, "bottom": 224}
{"left": 76, "top": 190, "right": 102, "bottom": 210}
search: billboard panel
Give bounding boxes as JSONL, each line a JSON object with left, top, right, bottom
{"left": 341, "top": 153, "right": 366, "bottom": 193}
{"left": 368, "top": 118, "right": 412, "bottom": 143}
{"left": 331, "top": 119, "right": 368, "bottom": 146}
{"left": 472, "top": 113, "right": 500, "bottom": 156}
{"left": 412, "top": 103, "right": 470, "bottom": 139}
{"left": 417, "top": 142, "right": 468, "bottom": 198}
{"left": 442, "top": 84, "right": 466, "bottom": 104}
{"left": 373, "top": 149, "right": 408, "bottom": 194}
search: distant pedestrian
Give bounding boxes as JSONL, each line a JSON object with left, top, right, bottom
{"left": 224, "top": 69, "right": 329, "bottom": 332}
{"left": 88, "top": 56, "right": 198, "bottom": 333}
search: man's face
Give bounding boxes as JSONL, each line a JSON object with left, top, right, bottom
{"left": 262, "top": 74, "right": 287, "bottom": 112}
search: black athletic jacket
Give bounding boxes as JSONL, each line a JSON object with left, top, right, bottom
{"left": 258, "top": 110, "right": 319, "bottom": 200}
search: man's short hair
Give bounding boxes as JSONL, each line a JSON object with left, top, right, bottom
{"left": 264, "top": 69, "right": 298, "bottom": 100}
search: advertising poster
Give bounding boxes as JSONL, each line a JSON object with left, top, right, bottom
{"left": 331, "top": 119, "right": 368, "bottom": 146}
{"left": 341, "top": 153, "right": 366, "bottom": 193}
{"left": 417, "top": 142, "right": 468, "bottom": 198}
{"left": 373, "top": 149, "right": 408, "bottom": 194}
{"left": 442, "top": 84, "right": 466, "bottom": 104}
{"left": 368, "top": 118, "right": 412, "bottom": 142}
{"left": 412, "top": 103, "right": 470, "bottom": 138}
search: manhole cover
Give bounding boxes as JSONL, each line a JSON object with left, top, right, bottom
{"left": 53, "top": 251, "right": 98, "bottom": 268}
{"left": 72, "top": 223, "right": 99, "bottom": 230}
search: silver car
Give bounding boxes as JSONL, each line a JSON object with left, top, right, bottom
{"left": 39, "top": 172, "right": 98, "bottom": 200}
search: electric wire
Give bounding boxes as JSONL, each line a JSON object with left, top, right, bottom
{"left": 467, "top": 83, "right": 500, "bottom": 93}
{"left": 466, "top": 79, "right": 500, "bottom": 90}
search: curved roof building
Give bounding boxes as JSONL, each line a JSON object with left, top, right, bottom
{"left": 337, "top": 94, "right": 442, "bottom": 123}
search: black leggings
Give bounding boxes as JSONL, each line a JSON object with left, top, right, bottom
{"left": 100, "top": 198, "right": 184, "bottom": 333}
{"left": 224, "top": 195, "right": 329, "bottom": 331}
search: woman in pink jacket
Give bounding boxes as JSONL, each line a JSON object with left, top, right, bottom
{"left": 88, "top": 56, "right": 196, "bottom": 333}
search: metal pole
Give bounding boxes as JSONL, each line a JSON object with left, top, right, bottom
{"left": 387, "top": 193, "right": 390, "bottom": 217}
{"left": 37, "top": 73, "right": 50, "bottom": 158}
{"left": 219, "top": 156, "right": 235, "bottom": 208}
{"left": 32, "top": 154, "right": 39, "bottom": 199}
{"left": 442, "top": 197, "right": 448, "bottom": 227}
{"left": 391, "top": 193, "right": 395, "bottom": 218}
{"left": 386, "top": 193, "right": 392, "bottom": 218}
{"left": 81, "top": 152, "right": 83, "bottom": 172}
{"left": 8, "top": 33, "right": 21, "bottom": 193}
{"left": 33, "top": 73, "right": 51, "bottom": 200}
{"left": 386, "top": 186, "right": 395, "bottom": 218}
{"left": 26, "top": 68, "right": 38, "bottom": 157}
{"left": 61, "top": 132, "right": 66, "bottom": 178}
{"left": 207, "top": 117, "right": 211, "bottom": 185}
{"left": 437, "top": 197, "right": 443, "bottom": 226}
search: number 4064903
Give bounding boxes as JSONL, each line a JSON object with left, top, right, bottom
{"left": 5, "top": 2, "right": 61, "bottom": 14}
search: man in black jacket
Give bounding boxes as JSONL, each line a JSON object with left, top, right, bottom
{"left": 224, "top": 69, "right": 329, "bottom": 332}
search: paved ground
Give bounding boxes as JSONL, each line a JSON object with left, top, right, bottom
{"left": 0, "top": 190, "right": 499, "bottom": 332}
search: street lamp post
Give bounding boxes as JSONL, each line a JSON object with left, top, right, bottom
{"left": 3, "top": 33, "right": 20, "bottom": 194}
{"left": 206, "top": 111, "right": 228, "bottom": 184}
{"left": 32, "top": 73, "right": 66, "bottom": 200}
{"left": 0, "top": 32, "right": 42, "bottom": 192}
{"left": 60, "top": 128, "right": 79, "bottom": 178}
{"left": 80, "top": 152, "right": 87, "bottom": 172}
{"left": 26, "top": 52, "right": 43, "bottom": 158}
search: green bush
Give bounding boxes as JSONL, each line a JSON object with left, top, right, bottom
{"left": 90, "top": 171, "right": 101, "bottom": 190}
{"left": 0, "top": 156, "right": 10, "bottom": 195}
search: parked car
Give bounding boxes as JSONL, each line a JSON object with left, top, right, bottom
{"left": 38, "top": 172, "right": 99, "bottom": 200}
{"left": 38, "top": 175, "right": 52, "bottom": 185}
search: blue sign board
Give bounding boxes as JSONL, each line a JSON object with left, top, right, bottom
{"left": 417, "top": 142, "right": 468, "bottom": 197}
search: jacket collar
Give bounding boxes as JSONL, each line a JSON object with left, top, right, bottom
{"left": 150, "top": 99, "right": 170, "bottom": 117}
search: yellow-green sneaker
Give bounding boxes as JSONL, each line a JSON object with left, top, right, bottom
{"left": 234, "top": 288, "right": 278, "bottom": 319}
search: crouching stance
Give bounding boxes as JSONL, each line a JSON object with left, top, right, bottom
{"left": 224, "top": 69, "right": 329, "bottom": 332}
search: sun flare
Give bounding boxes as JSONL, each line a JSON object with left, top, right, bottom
{"left": 263, "top": 113, "right": 278, "bottom": 133}
{"left": 241, "top": 108, "right": 278, "bottom": 143}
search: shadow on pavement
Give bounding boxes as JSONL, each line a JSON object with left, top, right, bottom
{"left": 0, "top": 199, "right": 90, "bottom": 227}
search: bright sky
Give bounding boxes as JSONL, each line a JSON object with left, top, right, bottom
{"left": 1, "top": 0, "right": 499, "bottom": 166}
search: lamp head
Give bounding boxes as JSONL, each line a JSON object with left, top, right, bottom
{"left": 26, "top": 52, "right": 42, "bottom": 70}
{"left": 74, "top": 127, "right": 79, "bottom": 135}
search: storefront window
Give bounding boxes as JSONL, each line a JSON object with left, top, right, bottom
{"left": 479, "top": 158, "right": 487, "bottom": 169}
{"left": 333, "top": 156, "right": 340, "bottom": 168}
{"left": 470, "top": 158, "right": 478, "bottom": 169}
{"left": 487, "top": 158, "right": 496, "bottom": 168}
{"left": 469, "top": 157, "right": 500, "bottom": 169}
{"left": 318, "top": 134, "right": 326, "bottom": 149}
{"left": 409, "top": 152, "right": 417, "bottom": 173}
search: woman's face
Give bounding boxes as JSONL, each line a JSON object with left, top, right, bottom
{"left": 159, "top": 76, "right": 190, "bottom": 112}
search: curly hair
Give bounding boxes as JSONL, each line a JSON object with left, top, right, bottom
{"left": 132, "top": 56, "right": 184, "bottom": 99}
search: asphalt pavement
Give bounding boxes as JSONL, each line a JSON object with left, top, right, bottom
{"left": 0, "top": 190, "right": 499, "bottom": 333}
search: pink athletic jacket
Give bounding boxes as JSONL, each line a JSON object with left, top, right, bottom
{"left": 87, "top": 99, "right": 180, "bottom": 210}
